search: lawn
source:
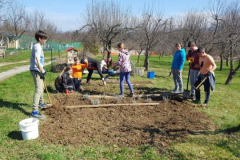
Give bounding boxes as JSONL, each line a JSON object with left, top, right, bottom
{"left": 0, "top": 54, "right": 239, "bottom": 159}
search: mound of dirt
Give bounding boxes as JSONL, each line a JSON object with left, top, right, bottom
{"left": 52, "top": 63, "right": 68, "bottom": 73}
{"left": 40, "top": 94, "right": 217, "bottom": 148}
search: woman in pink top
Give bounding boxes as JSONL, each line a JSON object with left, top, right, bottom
{"left": 113, "top": 43, "right": 134, "bottom": 97}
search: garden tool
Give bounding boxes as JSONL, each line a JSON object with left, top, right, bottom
{"left": 183, "top": 57, "right": 194, "bottom": 100}
{"left": 195, "top": 76, "right": 208, "bottom": 90}
{"left": 36, "top": 57, "right": 52, "bottom": 106}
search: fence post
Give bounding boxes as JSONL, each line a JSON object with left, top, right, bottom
{"left": 51, "top": 48, "right": 53, "bottom": 68}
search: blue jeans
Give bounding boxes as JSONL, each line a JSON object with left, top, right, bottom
{"left": 120, "top": 72, "right": 133, "bottom": 94}
{"left": 194, "top": 74, "right": 210, "bottom": 103}
{"left": 190, "top": 69, "right": 199, "bottom": 95}
{"left": 73, "top": 78, "right": 81, "bottom": 91}
{"left": 102, "top": 70, "right": 114, "bottom": 79}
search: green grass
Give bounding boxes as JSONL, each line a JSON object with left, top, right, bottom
{"left": 0, "top": 50, "right": 64, "bottom": 63}
{"left": 0, "top": 55, "right": 239, "bottom": 159}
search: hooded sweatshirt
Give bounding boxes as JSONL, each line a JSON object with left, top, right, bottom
{"left": 113, "top": 49, "right": 132, "bottom": 73}
{"left": 171, "top": 48, "right": 186, "bottom": 71}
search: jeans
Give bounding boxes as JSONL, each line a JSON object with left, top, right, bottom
{"left": 31, "top": 71, "right": 44, "bottom": 112}
{"left": 190, "top": 69, "right": 199, "bottom": 95}
{"left": 172, "top": 69, "right": 183, "bottom": 91}
{"left": 194, "top": 74, "right": 210, "bottom": 103}
{"left": 73, "top": 78, "right": 81, "bottom": 91}
{"left": 120, "top": 72, "right": 133, "bottom": 94}
{"left": 102, "top": 70, "right": 114, "bottom": 79}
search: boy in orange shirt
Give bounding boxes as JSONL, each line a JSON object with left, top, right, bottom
{"left": 72, "top": 57, "right": 88, "bottom": 92}
{"left": 194, "top": 47, "right": 217, "bottom": 106}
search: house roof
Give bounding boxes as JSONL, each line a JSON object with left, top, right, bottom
{"left": 65, "top": 47, "right": 78, "bottom": 52}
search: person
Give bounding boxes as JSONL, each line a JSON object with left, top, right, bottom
{"left": 55, "top": 66, "right": 74, "bottom": 95}
{"left": 186, "top": 41, "right": 200, "bottom": 99}
{"left": 100, "top": 57, "right": 115, "bottom": 81}
{"left": 113, "top": 43, "right": 134, "bottom": 97}
{"left": 29, "top": 30, "right": 48, "bottom": 119}
{"left": 71, "top": 57, "right": 88, "bottom": 92}
{"left": 80, "top": 57, "right": 106, "bottom": 86}
{"left": 171, "top": 43, "right": 186, "bottom": 93}
{"left": 194, "top": 47, "right": 217, "bottom": 106}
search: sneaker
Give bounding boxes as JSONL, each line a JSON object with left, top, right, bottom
{"left": 129, "top": 92, "right": 134, "bottom": 97}
{"left": 189, "top": 94, "right": 196, "bottom": 100}
{"left": 171, "top": 89, "right": 177, "bottom": 92}
{"left": 31, "top": 111, "right": 46, "bottom": 119}
{"left": 202, "top": 103, "right": 207, "bottom": 107}
{"left": 175, "top": 90, "right": 183, "bottom": 93}
{"left": 203, "top": 101, "right": 208, "bottom": 106}
{"left": 115, "top": 93, "right": 124, "bottom": 98}
{"left": 39, "top": 103, "right": 47, "bottom": 109}
{"left": 192, "top": 100, "right": 201, "bottom": 104}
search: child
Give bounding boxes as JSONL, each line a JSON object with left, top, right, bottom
{"left": 29, "top": 30, "right": 48, "bottom": 119}
{"left": 81, "top": 57, "right": 106, "bottom": 86}
{"left": 171, "top": 43, "right": 186, "bottom": 93}
{"left": 101, "top": 58, "right": 115, "bottom": 81}
{"left": 194, "top": 47, "right": 217, "bottom": 106}
{"left": 186, "top": 41, "right": 200, "bottom": 100}
{"left": 71, "top": 57, "right": 88, "bottom": 92}
{"left": 55, "top": 66, "right": 74, "bottom": 95}
{"left": 113, "top": 43, "right": 134, "bottom": 97}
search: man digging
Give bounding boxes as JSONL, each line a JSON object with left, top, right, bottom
{"left": 193, "top": 47, "right": 217, "bottom": 106}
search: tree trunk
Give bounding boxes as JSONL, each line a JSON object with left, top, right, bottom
{"left": 225, "top": 60, "right": 240, "bottom": 84}
{"left": 226, "top": 56, "right": 229, "bottom": 66}
{"left": 220, "top": 54, "right": 223, "bottom": 71}
{"left": 107, "top": 40, "right": 112, "bottom": 68}
{"left": 107, "top": 40, "right": 112, "bottom": 59}
{"left": 225, "top": 41, "right": 240, "bottom": 85}
{"left": 144, "top": 51, "right": 149, "bottom": 71}
{"left": 137, "top": 52, "right": 141, "bottom": 63}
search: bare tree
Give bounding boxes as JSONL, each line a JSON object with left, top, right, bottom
{"left": 28, "top": 10, "right": 58, "bottom": 40}
{"left": 139, "top": 13, "right": 167, "bottom": 70}
{"left": 80, "top": 0, "right": 133, "bottom": 61}
{"left": 4, "top": 1, "right": 30, "bottom": 41}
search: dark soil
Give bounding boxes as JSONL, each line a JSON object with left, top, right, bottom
{"left": 40, "top": 81, "right": 217, "bottom": 148}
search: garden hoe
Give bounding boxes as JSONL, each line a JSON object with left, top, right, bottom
{"left": 36, "top": 57, "right": 53, "bottom": 107}
{"left": 183, "top": 57, "right": 194, "bottom": 100}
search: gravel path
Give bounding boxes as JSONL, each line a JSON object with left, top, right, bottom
{"left": 0, "top": 60, "right": 29, "bottom": 67}
{"left": 0, "top": 61, "right": 52, "bottom": 82}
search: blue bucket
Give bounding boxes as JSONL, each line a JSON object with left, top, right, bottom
{"left": 147, "top": 71, "right": 155, "bottom": 79}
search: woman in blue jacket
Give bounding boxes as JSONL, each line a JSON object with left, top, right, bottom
{"left": 171, "top": 43, "right": 186, "bottom": 93}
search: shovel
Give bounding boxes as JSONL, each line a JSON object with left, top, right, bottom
{"left": 183, "top": 66, "right": 191, "bottom": 100}
{"left": 36, "top": 57, "right": 52, "bottom": 107}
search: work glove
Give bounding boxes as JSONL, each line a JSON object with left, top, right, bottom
{"left": 207, "top": 71, "right": 212, "bottom": 76}
{"left": 40, "top": 72, "right": 46, "bottom": 80}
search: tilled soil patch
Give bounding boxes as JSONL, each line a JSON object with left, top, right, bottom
{"left": 40, "top": 94, "right": 217, "bottom": 148}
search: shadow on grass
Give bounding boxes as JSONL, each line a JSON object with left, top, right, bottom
{"left": 0, "top": 99, "right": 29, "bottom": 116}
{"left": 8, "top": 131, "right": 23, "bottom": 140}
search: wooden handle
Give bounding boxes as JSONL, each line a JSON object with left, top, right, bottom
{"left": 195, "top": 76, "right": 208, "bottom": 89}
{"left": 36, "top": 57, "right": 52, "bottom": 104}
{"left": 66, "top": 103, "right": 159, "bottom": 109}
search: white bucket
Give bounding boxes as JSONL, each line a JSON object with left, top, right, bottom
{"left": 19, "top": 118, "right": 39, "bottom": 140}
{"left": 138, "top": 69, "right": 144, "bottom": 76}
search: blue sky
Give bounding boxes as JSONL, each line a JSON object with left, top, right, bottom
{"left": 19, "top": 0, "right": 209, "bottom": 31}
